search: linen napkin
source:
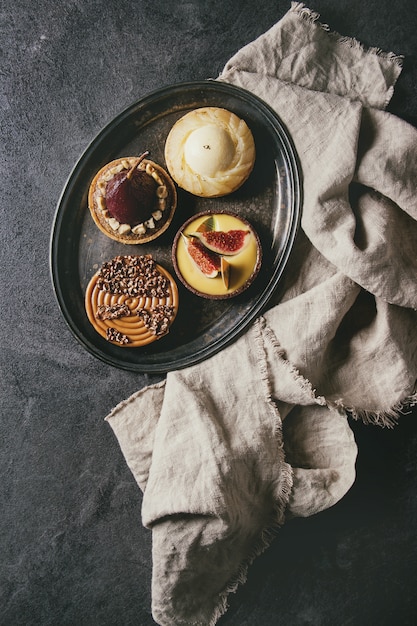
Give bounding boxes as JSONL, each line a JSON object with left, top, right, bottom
{"left": 106, "top": 3, "right": 417, "bottom": 625}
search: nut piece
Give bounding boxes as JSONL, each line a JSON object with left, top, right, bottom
{"left": 132, "top": 223, "right": 146, "bottom": 235}
{"left": 108, "top": 217, "right": 120, "bottom": 230}
{"left": 157, "top": 185, "right": 168, "bottom": 199}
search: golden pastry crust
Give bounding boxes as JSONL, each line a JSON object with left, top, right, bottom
{"left": 85, "top": 255, "right": 179, "bottom": 347}
{"left": 164, "top": 107, "right": 255, "bottom": 198}
{"left": 88, "top": 157, "right": 177, "bottom": 244}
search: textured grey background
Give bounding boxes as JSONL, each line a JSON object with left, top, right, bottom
{"left": 2, "top": 1, "right": 417, "bottom": 624}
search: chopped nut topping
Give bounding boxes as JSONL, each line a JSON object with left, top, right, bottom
{"left": 106, "top": 327, "right": 129, "bottom": 344}
{"left": 96, "top": 303, "right": 130, "bottom": 320}
{"left": 96, "top": 255, "right": 171, "bottom": 298}
{"left": 137, "top": 305, "right": 175, "bottom": 336}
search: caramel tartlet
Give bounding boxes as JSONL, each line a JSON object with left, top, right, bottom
{"left": 88, "top": 154, "right": 177, "bottom": 244}
{"left": 85, "top": 255, "right": 179, "bottom": 347}
{"left": 164, "top": 107, "right": 256, "bottom": 198}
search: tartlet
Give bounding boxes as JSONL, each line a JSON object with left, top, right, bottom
{"left": 88, "top": 155, "right": 177, "bottom": 244}
{"left": 172, "top": 211, "right": 262, "bottom": 299}
{"left": 85, "top": 254, "right": 179, "bottom": 347}
{"left": 164, "top": 107, "right": 256, "bottom": 198}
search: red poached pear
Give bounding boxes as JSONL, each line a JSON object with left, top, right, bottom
{"left": 105, "top": 152, "right": 157, "bottom": 226}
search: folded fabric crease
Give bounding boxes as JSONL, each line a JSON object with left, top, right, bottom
{"left": 106, "top": 3, "right": 417, "bottom": 624}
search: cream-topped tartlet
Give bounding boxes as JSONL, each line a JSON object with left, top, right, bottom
{"left": 165, "top": 107, "right": 256, "bottom": 197}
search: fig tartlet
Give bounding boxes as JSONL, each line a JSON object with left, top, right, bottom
{"left": 85, "top": 254, "right": 179, "bottom": 346}
{"left": 164, "top": 107, "right": 255, "bottom": 198}
{"left": 88, "top": 153, "right": 177, "bottom": 244}
{"left": 172, "top": 212, "right": 262, "bottom": 299}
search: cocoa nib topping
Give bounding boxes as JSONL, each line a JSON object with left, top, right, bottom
{"left": 137, "top": 305, "right": 175, "bottom": 336}
{"left": 96, "top": 254, "right": 170, "bottom": 298}
{"left": 106, "top": 327, "right": 129, "bottom": 344}
{"left": 96, "top": 303, "right": 130, "bottom": 320}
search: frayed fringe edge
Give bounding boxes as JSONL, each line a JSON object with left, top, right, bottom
{"left": 256, "top": 316, "right": 328, "bottom": 408}
{"left": 333, "top": 390, "right": 417, "bottom": 429}
{"left": 254, "top": 314, "right": 417, "bottom": 432}
{"left": 105, "top": 378, "right": 166, "bottom": 423}
{"left": 290, "top": 1, "right": 404, "bottom": 71}
{"left": 206, "top": 463, "right": 294, "bottom": 626}
{"left": 204, "top": 320, "right": 294, "bottom": 626}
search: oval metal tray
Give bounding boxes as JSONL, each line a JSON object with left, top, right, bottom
{"left": 50, "top": 80, "right": 301, "bottom": 373}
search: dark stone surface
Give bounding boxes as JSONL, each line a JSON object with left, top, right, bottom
{"left": 1, "top": 1, "right": 416, "bottom": 624}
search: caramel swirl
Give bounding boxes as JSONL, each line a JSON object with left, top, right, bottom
{"left": 85, "top": 256, "right": 179, "bottom": 347}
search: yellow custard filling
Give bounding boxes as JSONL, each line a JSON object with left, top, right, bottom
{"left": 175, "top": 214, "right": 260, "bottom": 297}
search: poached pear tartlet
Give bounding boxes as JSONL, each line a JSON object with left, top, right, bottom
{"left": 88, "top": 152, "right": 177, "bottom": 244}
{"left": 164, "top": 107, "right": 256, "bottom": 198}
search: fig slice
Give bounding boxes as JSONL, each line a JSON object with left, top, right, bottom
{"left": 182, "top": 234, "right": 221, "bottom": 278}
{"left": 189, "top": 229, "right": 250, "bottom": 255}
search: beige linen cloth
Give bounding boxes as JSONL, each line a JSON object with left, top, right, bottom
{"left": 106, "top": 3, "right": 417, "bottom": 625}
